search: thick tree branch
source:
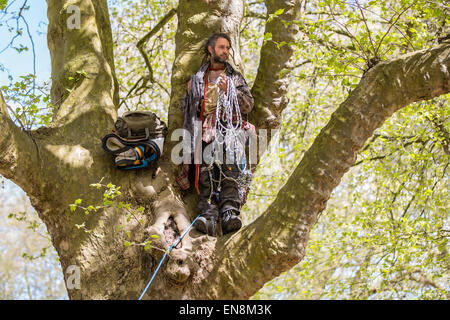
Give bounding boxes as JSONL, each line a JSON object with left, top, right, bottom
{"left": 250, "top": 0, "right": 301, "bottom": 133}
{"left": 202, "top": 42, "right": 450, "bottom": 299}
{"left": 0, "top": 90, "right": 44, "bottom": 196}
{"left": 47, "top": 0, "right": 118, "bottom": 126}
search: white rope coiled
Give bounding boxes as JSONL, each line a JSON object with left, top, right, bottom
{"left": 212, "top": 75, "right": 246, "bottom": 167}
{"left": 205, "top": 75, "right": 251, "bottom": 204}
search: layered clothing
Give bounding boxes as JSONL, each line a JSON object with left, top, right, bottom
{"left": 177, "top": 61, "right": 255, "bottom": 195}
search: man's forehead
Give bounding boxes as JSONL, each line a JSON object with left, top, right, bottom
{"left": 216, "top": 37, "right": 230, "bottom": 47}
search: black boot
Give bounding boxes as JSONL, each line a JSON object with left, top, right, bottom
{"left": 222, "top": 210, "right": 242, "bottom": 234}
{"left": 194, "top": 215, "right": 217, "bottom": 236}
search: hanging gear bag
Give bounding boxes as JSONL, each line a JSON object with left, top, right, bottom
{"left": 101, "top": 111, "right": 167, "bottom": 176}
{"left": 113, "top": 111, "right": 167, "bottom": 140}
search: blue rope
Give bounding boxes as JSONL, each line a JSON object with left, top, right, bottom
{"left": 138, "top": 214, "right": 200, "bottom": 300}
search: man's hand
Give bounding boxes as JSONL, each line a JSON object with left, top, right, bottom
{"left": 217, "top": 74, "right": 227, "bottom": 92}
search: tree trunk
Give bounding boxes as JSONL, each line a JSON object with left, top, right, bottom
{"left": 0, "top": 0, "right": 448, "bottom": 300}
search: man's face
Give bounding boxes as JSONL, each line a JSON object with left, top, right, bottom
{"left": 209, "top": 37, "right": 230, "bottom": 63}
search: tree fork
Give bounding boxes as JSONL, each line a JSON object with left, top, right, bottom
{"left": 0, "top": 0, "right": 448, "bottom": 300}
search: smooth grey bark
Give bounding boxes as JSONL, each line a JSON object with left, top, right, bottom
{"left": 250, "top": 0, "right": 301, "bottom": 132}
{"left": 0, "top": 0, "right": 448, "bottom": 300}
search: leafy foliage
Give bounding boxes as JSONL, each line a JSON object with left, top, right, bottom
{"left": 0, "top": 0, "right": 448, "bottom": 299}
{"left": 1, "top": 74, "right": 53, "bottom": 130}
{"left": 109, "top": 0, "right": 178, "bottom": 121}
{"left": 69, "top": 179, "right": 162, "bottom": 253}
{"left": 0, "top": 0, "right": 8, "bottom": 11}
{"left": 0, "top": 185, "right": 66, "bottom": 299}
{"left": 247, "top": 0, "right": 449, "bottom": 299}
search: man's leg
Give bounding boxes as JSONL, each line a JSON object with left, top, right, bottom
{"left": 194, "top": 164, "right": 219, "bottom": 236}
{"left": 218, "top": 163, "right": 242, "bottom": 234}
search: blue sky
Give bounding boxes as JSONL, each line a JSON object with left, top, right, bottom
{"left": 0, "top": 2, "right": 66, "bottom": 300}
{"left": 0, "top": 1, "right": 50, "bottom": 209}
{"left": 0, "top": 0, "right": 50, "bottom": 85}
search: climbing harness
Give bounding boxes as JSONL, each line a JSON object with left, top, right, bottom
{"left": 138, "top": 214, "right": 201, "bottom": 300}
{"left": 101, "top": 110, "right": 167, "bottom": 173}
{"left": 101, "top": 133, "right": 161, "bottom": 170}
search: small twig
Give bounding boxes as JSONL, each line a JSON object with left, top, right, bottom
{"left": 136, "top": 8, "right": 177, "bottom": 82}
{"left": 0, "top": 0, "right": 29, "bottom": 55}
{"left": 124, "top": 207, "right": 144, "bottom": 226}
{"left": 5, "top": 103, "right": 27, "bottom": 130}
{"left": 355, "top": 0, "right": 377, "bottom": 57}
{"left": 119, "top": 76, "right": 147, "bottom": 107}
{"left": 354, "top": 4, "right": 416, "bottom": 51}
{"left": 289, "top": 59, "right": 312, "bottom": 70}
{"left": 328, "top": 5, "right": 370, "bottom": 60}
{"left": 374, "top": 3, "right": 415, "bottom": 57}
{"left": 19, "top": 8, "right": 36, "bottom": 92}
{"left": 426, "top": 110, "right": 450, "bottom": 155}
{"left": 244, "top": 10, "right": 266, "bottom": 20}
{"left": 131, "top": 242, "right": 168, "bottom": 255}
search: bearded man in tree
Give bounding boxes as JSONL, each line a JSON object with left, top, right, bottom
{"left": 177, "top": 33, "right": 254, "bottom": 236}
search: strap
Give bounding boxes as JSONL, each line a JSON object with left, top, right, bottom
{"left": 209, "top": 65, "right": 226, "bottom": 71}
{"left": 102, "top": 133, "right": 161, "bottom": 169}
{"left": 194, "top": 67, "right": 210, "bottom": 195}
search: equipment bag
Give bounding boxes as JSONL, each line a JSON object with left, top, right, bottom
{"left": 113, "top": 110, "right": 167, "bottom": 140}
{"left": 101, "top": 110, "right": 167, "bottom": 175}
{"left": 101, "top": 133, "right": 160, "bottom": 169}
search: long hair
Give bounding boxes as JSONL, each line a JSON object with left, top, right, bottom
{"left": 201, "top": 33, "right": 235, "bottom": 65}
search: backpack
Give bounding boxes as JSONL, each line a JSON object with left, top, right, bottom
{"left": 101, "top": 111, "right": 168, "bottom": 176}
{"left": 113, "top": 111, "right": 167, "bottom": 140}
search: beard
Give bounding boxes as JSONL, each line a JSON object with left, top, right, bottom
{"left": 211, "top": 49, "right": 227, "bottom": 63}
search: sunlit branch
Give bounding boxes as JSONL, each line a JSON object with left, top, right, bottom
{"left": 136, "top": 8, "right": 177, "bottom": 83}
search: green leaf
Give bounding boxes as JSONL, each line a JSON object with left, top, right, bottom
{"left": 124, "top": 241, "right": 134, "bottom": 247}
{"left": 76, "top": 70, "right": 87, "bottom": 77}
{"left": 75, "top": 223, "right": 85, "bottom": 229}
{"left": 274, "top": 8, "right": 285, "bottom": 16}
{"left": 278, "top": 68, "right": 290, "bottom": 79}
{"left": 0, "top": 1, "right": 8, "bottom": 11}
{"left": 263, "top": 32, "right": 273, "bottom": 43}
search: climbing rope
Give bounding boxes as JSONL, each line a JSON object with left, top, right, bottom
{"left": 213, "top": 75, "right": 243, "bottom": 146}
{"left": 204, "top": 75, "right": 251, "bottom": 204}
{"left": 138, "top": 214, "right": 200, "bottom": 300}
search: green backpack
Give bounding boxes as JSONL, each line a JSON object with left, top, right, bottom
{"left": 113, "top": 111, "right": 167, "bottom": 140}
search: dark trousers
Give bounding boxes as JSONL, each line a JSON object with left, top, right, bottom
{"left": 197, "top": 152, "right": 241, "bottom": 221}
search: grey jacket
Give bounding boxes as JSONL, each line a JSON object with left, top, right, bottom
{"left": 179, "top": 61, "right": 254, "bottom": 162}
